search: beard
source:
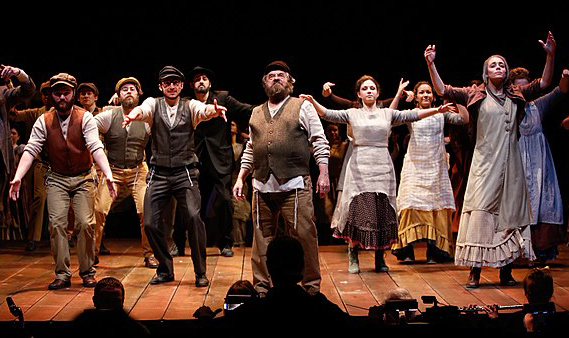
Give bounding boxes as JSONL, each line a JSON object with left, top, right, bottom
{"left": 264, "top": 80, "right": 293, "bottom": 103}
{"left": 195, "top": 84, "right": 210, "bottom": 94}
{"left": 121, "top": 96, "right": 139, "bottom": 110}
{"left": 55, "top": 99, "right": 74, "bottom": 114}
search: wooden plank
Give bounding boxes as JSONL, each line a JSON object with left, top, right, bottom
{"left": 320, "top": 246, "right": 378, "bottom": 316}
{"left": 1, "top": 239, "right": 569, "bottom": 322}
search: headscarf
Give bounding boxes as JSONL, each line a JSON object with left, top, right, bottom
{"left": 482, "top": 55, "right": 509, "bottom": 105}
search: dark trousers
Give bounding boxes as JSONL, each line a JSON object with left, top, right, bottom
{"left": 173, "top": 157, "right": 234, "bottom": 250}
{"left": 144, "top": 166, "right": 206, "bottom": 276}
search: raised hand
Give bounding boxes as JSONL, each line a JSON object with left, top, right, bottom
{"left": 0, "top": 65, "right": 21, "bottom": 81}
{"left": 539, "top": 31, "right": 556, "bottom": 56}
{"left": 560, "top": 69, "right": 569, "bottom": 94}
{"left": 322, "top": 82, "right": 335, "bottom": 98}
{"left": 108, "top": 93, "right": 120, "bottom": 105}
{"left": 425, "top": 45, "right": 436, "bottom": 64}
{"left": 397, "top": 78, "right": 410, "bottom": 93}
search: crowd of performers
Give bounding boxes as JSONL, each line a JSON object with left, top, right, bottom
{"left": 1, "top": 30, "right": 568, "bottom": 294}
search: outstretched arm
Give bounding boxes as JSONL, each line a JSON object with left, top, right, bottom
{"left": 299, "top": 94, "right": 327, "bottom": 117}
{"left": 425, "top": 45, "right": 445, "bottom": 96}
{"left": 417, "top": 103, "right": 456, "bottom": 119}
{"left": 539, "top": 31, "right": 556, "bottom": 89}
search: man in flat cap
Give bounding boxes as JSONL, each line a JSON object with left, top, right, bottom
{"left": 78, "top": 82, "right": 103, "bottom": 115}
{"left": 93, "top": 77, "right": 158, "bottom": 268}
{"left": 233, "top": 61, "right": 330, "bottom": 295}
{"left": 9, "top": 72, "right": 117, "bottom": 290}
{"left": 123, "top": 66, "right": 227, "bottom": 287}
{"left": 169, "top": 66, "right": 254, "bottom": 258}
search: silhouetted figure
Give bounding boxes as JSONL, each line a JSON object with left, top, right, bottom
{"left": 225, "top": 236, "right": 350, "bottom": 330}
{"left": 72, "top": 277, "right": 150, "bottom": 337}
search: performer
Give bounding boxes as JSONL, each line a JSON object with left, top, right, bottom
{"left": 122, "top": 66, "right": 227, "bottom": 287}
{"left": 391, "top": 80, "right": 468, "bottom": 263}
{"left": 0, "top": 65, "right": 35, "bottom": 234}
{"left": 9, "top": 73, "right": 117, "bottom": 290}
{"left": 172, "top": 66, "right": 254, "bottom": 258}
{"left": 425, "top": 31, "right": 556, "bottom": 288}
{"left": 9, "top": 80, "right": 51, "bottom": 251}
{"left": 233, "top": 61, "right": 330, "bottom": 295}
{"left": 511, "top": 67, "right": 569, "bottom": 263}
{"left": 301, "top": 75, "right": 455, "bottom": 274}
{"left": 93, "top": 77, "right": 158, "bottom": 268}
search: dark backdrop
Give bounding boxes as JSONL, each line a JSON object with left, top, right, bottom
{"left": 3, "top": 1, "right": 569, "bottom": 107}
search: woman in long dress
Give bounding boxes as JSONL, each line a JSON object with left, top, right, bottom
{"left": 301, "top": 76, "right": 455, "bottom": 273}
{"left": 511, "top": 67, "right": 569, "bottom": 263}
{"left": 391, "top": 81, "right": 468, "bottom": 263}
{"left": 424, "top": 31, "right": 556, "bottom": 287}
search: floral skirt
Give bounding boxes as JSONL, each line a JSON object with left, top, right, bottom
{"left": 333, "top": 192, "right": 398, "bottom": 250}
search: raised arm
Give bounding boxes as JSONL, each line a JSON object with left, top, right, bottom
{"left": 389, "top": 78, "right": 410, "bottom": 109}
{"left": 425, "top": 45, "right": 445, "bottom": 96}
{"left": 539, "top": 31, "right": 556, "bottom": 89}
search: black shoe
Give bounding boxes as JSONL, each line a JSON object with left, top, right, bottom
{"left": 25, "top": 241, "right": 37, "bottom": 252}
{"left": 99, "top": 241, "right": 111, "bottom": 255}
{"left": 48, "top": 279, "right": 71, "bottom": 290}
{"left": 94, "top": 256, "right": 99, "bottom": 266}
{"left": 150, "top": 274, "right": 174, "bottom": 284}
{"left": 220, "top": 247, "right": 234, "bottom": 257}
{"left": 195, "top": 274, "right": 209, "bottom": 287}
{"left": 499, "top": 264, "right": 518, "bottom": 286}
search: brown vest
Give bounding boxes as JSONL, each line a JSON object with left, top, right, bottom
{"left": 45, "top": 106, "right": 93, "bottom": 176}
{"left": 249, "top": 97, "right": 311, "bottom": 182}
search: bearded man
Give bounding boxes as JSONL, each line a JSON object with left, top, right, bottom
{"left": 9, "top": 73, "right": 116, "bottom": 290}
{"left": 232, "top": 61, "right": 330, "bottom": 295}
{"left": 93, "top": 77, "right": 158, "bottom": 268}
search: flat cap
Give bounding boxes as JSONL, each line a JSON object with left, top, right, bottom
{"left": 50, "top": 73, "right": 77, "bottom": 89}
{"left": 158, "top": 66, "right": 184, "bottom": 81}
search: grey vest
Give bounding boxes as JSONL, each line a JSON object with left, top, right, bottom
{"left": 104, "top": 108, "right": 149, "bottom": 169}
{"left": 249, "top": 97, "right": 311, "bottom": 182}
{"left": 150, "top": 97, "right": 198, "bottom": 168}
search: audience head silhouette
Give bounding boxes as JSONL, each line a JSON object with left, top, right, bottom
{"left": 523, "top": 267, "right": 553, "bottom": 304}
{"left": 266, "top": 236, "right": 304, "bottom": 287}
{"left": 93, "top": 277, "right": 125, "bottom": 310}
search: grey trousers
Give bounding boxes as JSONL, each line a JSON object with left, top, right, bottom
{"left": 46, "top": 170, "right": 96, "bottom": 281}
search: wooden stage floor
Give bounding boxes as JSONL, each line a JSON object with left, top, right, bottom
{"left": 1, "top": 239, "right": 569, "bottom": 322}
